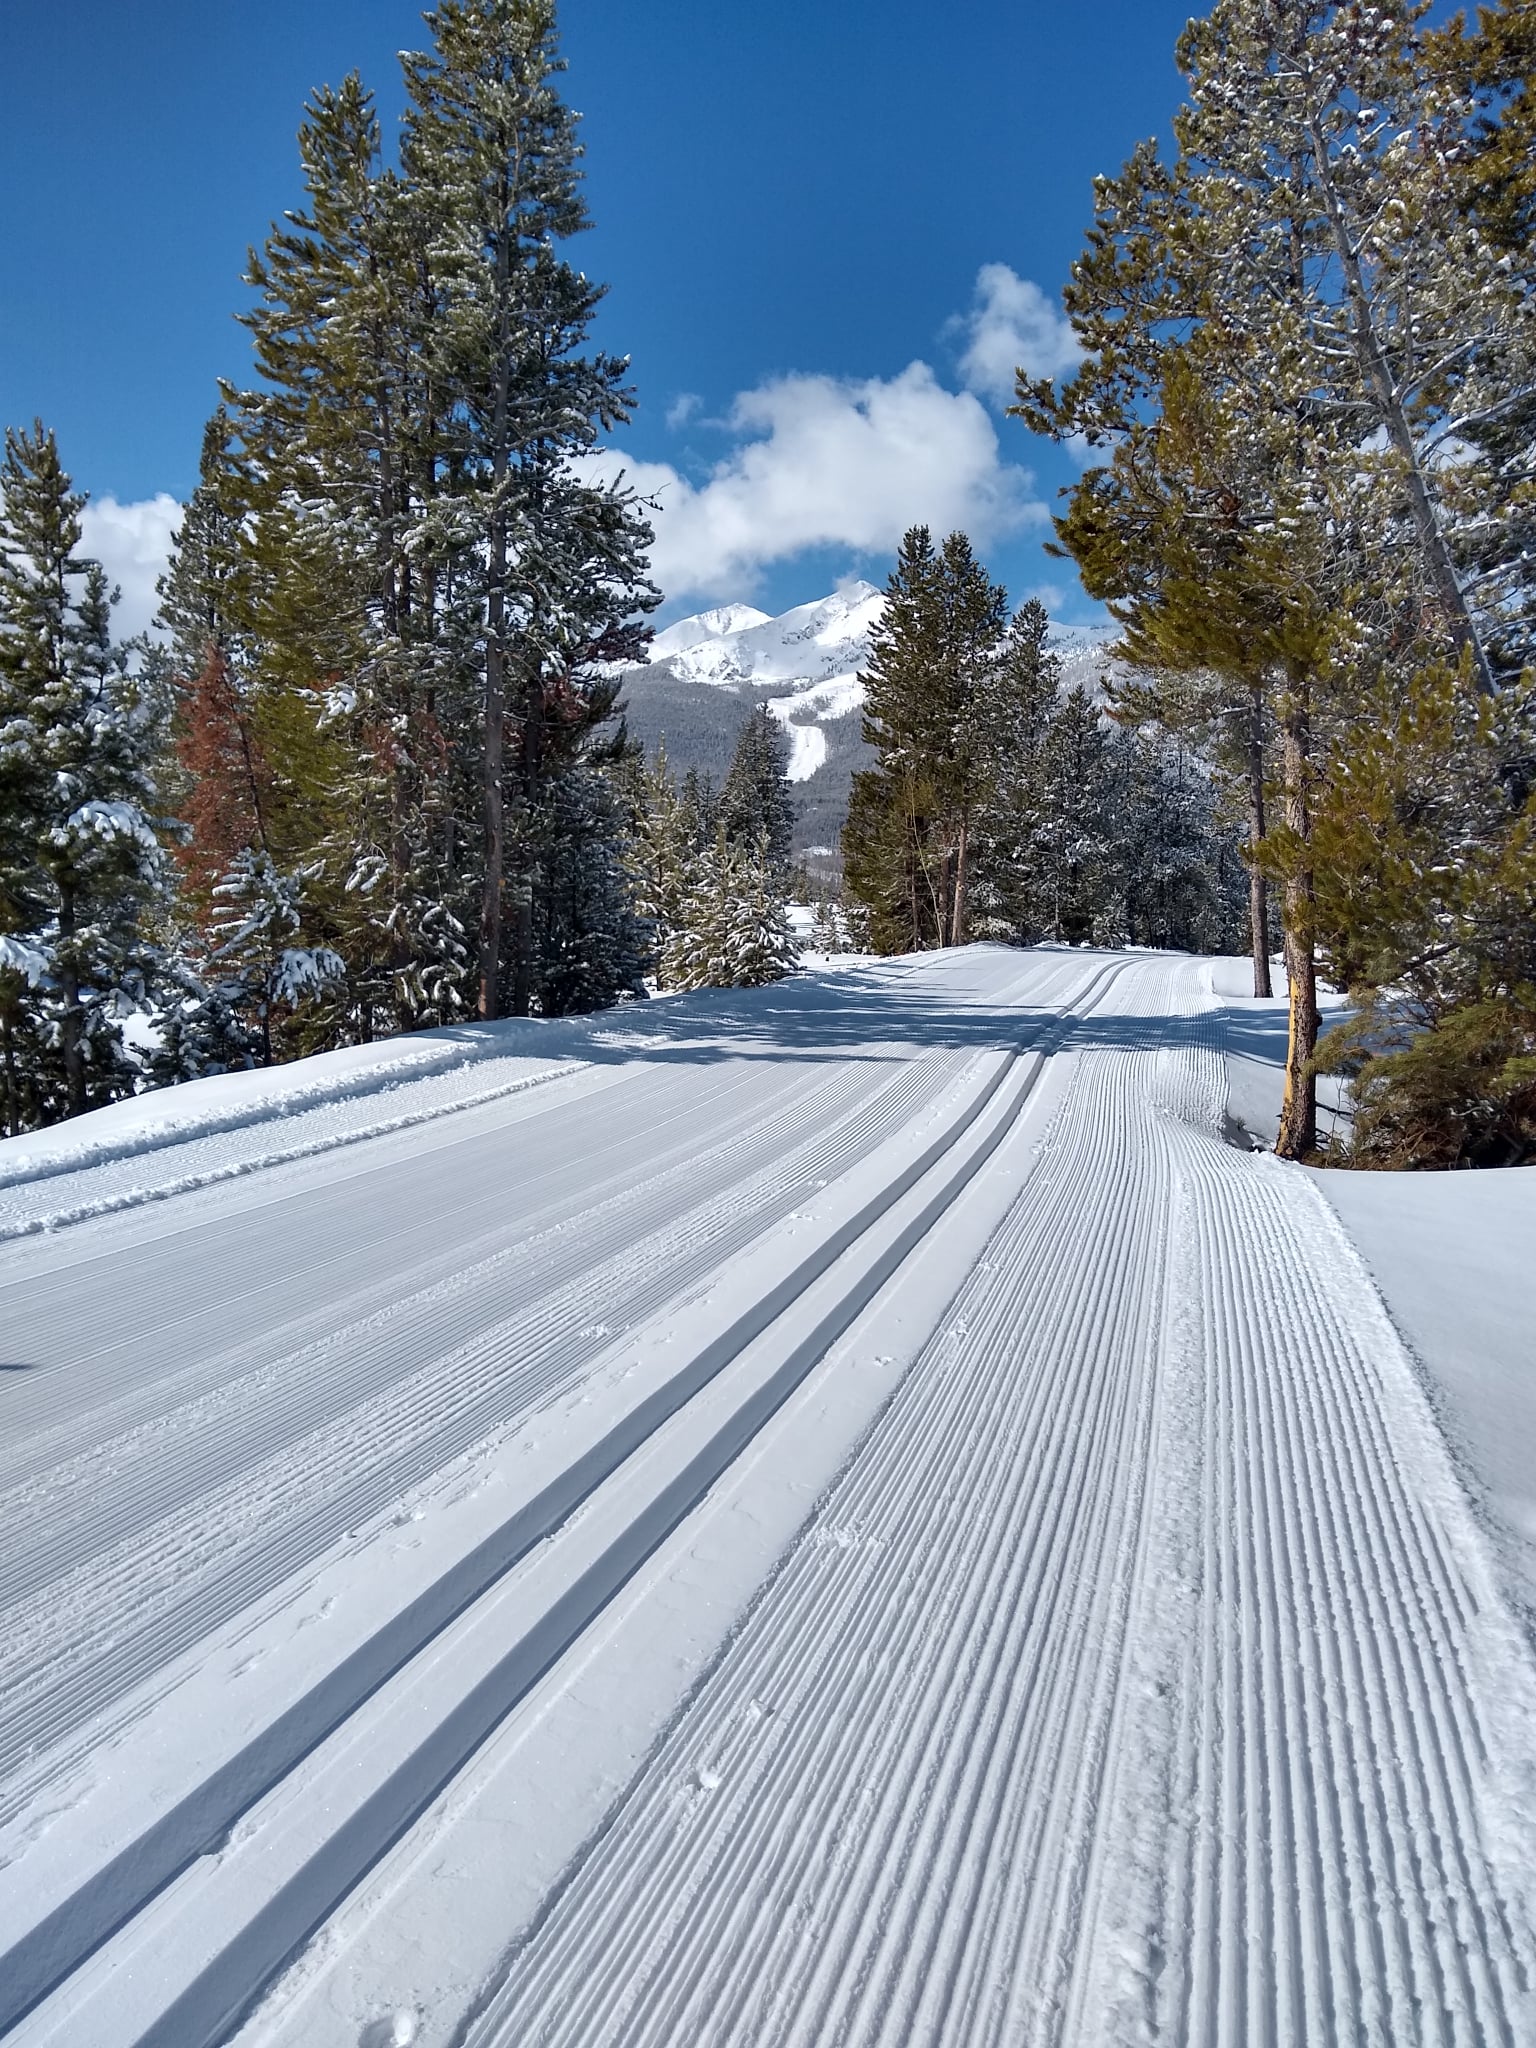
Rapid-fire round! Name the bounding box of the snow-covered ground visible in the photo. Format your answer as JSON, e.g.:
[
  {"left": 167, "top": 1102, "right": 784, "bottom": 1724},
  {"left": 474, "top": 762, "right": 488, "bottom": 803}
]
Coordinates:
[{"left": 1, "top": 949, "right": 1532, "bottom": 2048}]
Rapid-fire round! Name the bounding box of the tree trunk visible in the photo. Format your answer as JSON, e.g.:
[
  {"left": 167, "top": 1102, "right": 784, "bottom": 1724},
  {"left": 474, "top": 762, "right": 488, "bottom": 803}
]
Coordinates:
[
  {"left": 1275, "top": 700, "right": 1318, "bottom": 1160},
  {"left": 479, "top": 623, "right": 506, "bottom": 1020},
  {"left": 1310, "top": 123, "right": 1496, "bottom": 698},
  {"left": 950, "top": 814, "right": 969, "bottom": 948},
  {"left": 57, "top": 885, "right": 86, "bottom": 1120},
  {"left": 477, "top": 200, "right": 515, "bottom": 1021},
  {"left": 1246, "top": 693, "right": 1272, "bottom": 1000},
  {"left": 510, "top": 663, "right": 542, "bottom": 1017},
  {"left": 2, "top": 1007, "right": 16, "bottom": 1137}
]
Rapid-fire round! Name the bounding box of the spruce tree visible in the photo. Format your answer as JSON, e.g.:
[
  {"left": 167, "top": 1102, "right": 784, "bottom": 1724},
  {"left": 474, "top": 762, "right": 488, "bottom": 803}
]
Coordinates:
[
  {"left": 719, "top": 706, "right": 795, "bottom": 873},
  {"left": 844, "top": 526, "right": 1008, "bottom": 951},
  {"left": 965, "top": 599, "right": 1062, "bottom": 940},
  {"left": 401, "top": 0, "right": 655, "bottom": 1018},
  {"left": 660, "top": 828, "right": 797, "bottom": 993},
  {"left": 0, "top": 425, "right": 163, "bottom": 1127}
]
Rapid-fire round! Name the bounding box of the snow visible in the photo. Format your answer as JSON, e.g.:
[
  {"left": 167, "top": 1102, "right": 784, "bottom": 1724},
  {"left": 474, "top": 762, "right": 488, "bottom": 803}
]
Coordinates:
[
  {"left": 2, "top": 948, "right": 1532, "bottom": 2048},
  {"left": 774, "top": 717, "right": 828, "bottom": 782},
  {"left": 1211, "top": 950, "right": 1536, "bottom": 1612},
  {"left": 649, "top": 603, "right": 772, "bottom": 659},
  {"left": 1209, "top": 952, "right": 1352, "bottom": 1148},
  {"left": 647, "top": 582, "right": 883, "bottom": 694},
  {"left": 628, "top": 588, "right": 1116, "bottom": 802},
  {"left": 0, "top": 1019, "right": 596, "bottom": 1238},
  {"left": 1316, "top": 1163, "right": 1536, "bottom": 1612}
]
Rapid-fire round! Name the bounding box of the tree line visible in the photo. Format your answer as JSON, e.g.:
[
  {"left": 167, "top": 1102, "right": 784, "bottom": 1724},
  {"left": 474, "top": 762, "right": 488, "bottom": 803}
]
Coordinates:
[
  {"left": 1, "top": 0, "right": 678, "bottom": 1136},
  {"left": 842, "top": 526, "right": 1253, "bottom": 961},
  {"left": 843, "top": 0, "right": 1536, "bottom": 1168}
]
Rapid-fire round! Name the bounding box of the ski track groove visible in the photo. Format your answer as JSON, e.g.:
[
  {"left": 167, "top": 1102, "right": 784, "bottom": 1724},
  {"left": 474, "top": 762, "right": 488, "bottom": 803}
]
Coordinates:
[
  {"left": 0, "top": 1057, "right": 822, "bottom": 1479},
  {"left": 457, "top": 957, "right": 1536, "bottom": 2048},
  {"left": 4, "top": 950, "right": 1533, "bottom": 2048},
  {"left": 0, "top": 959, "right": 1079, "bottom": 1808}
]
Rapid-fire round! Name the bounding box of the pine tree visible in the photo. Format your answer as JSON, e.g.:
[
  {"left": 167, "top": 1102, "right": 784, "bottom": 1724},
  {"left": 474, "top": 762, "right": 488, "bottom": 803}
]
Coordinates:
[
  {"left": 844, "top": 527, "right": 1009, "bottom": 951},
  {"left": 719, "top": 706, "right": 795, "bottom": 873},
  {"left": 224, "top": 70, "right": 475, "bottom": 1041},
  {"left": 401, "top": 0, "right": 656, "bottom": 1019},
  {"left": 0, "top": 425, "right": 163, "bottom": 1128},
  {"left": 1428, "top": 0, "right": 1536, "bottom": 257},
  {"left": 201, "top": 4, "right": 655, "bottom": 1037}
]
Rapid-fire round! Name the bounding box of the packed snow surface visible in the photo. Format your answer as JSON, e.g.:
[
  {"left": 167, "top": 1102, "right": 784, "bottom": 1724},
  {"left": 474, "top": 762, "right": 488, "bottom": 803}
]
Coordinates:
[{"left": 1, "top": 949, "right": 1532, "bottom": 2048}]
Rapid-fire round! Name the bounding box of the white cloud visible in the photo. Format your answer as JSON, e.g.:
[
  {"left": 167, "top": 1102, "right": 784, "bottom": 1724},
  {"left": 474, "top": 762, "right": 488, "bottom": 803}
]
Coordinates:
[
  {"left": 80, "top": 493, "right": 181, "bottom": 639},
  {"left": 951, "top": 263, "right": 1080, "bottom": 410},
  {"left": 665, "top": 392, "right": 703, "bottom": 430},
  {"left": 586, "top": 361, "right": 1041, "bottom": 604}
]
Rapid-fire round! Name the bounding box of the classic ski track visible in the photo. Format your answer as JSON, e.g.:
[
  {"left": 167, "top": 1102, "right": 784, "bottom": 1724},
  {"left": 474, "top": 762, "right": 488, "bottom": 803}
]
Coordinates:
[
  {"left": 0, "top": 952, "right": 1109, "bottom": 2043},
  {"left": 0, "top": 952, "right": 985, "bottom": 1234},
  {"left": 0, "top": 1057, "right": 589, "bottom": 1241},
  {"left": 0, "top": 1052, "right": 913, "bottom": 1584},
  {"left": 0, "top": 1056, "right": 829, "bottom": 1473},
  {"left": 460, "top": 957, "right": 1536, "bottom": 2048},
  {"left": 0, "top": 957, "right": 1080, "bottom": 1807},
  {"left": 0, "top": 1051, "right": 961, "bottom": 1786}
]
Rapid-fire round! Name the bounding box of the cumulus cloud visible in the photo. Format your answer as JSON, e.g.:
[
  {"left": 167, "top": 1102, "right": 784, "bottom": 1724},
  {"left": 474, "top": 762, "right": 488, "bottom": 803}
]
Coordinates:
[
  {"left": 665, "top": 391, "right": 703, "bottom": 430},
  {"left": 80, "top": 493, "right": 181, "bottom": 639},
  {"left": 951, "top": 263, "right": 1079, "bottom": 409},
  {"left": 586, "top": 361, "right": 1041, "bottom": 603}
]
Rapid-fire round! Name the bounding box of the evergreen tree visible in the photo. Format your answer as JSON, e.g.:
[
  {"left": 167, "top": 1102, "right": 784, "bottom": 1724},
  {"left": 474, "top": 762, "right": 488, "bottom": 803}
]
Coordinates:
[
  {"left": 0, "top": 425, "right": 163, "bottom": 1128},
  {"left": 194, "top": 1, "right": 655, "bottom": 1036},
  {"left": 1429, "top": 0, "right": 1536, "bottom": 256},
  {"left": 660, "top": 828, "right": 797, "bottom": 993},
  {"left": 1308, "top": 656, "right": 1536, "bottom": 1166},
  {"left": 844, "top": 526, "right": 1008, "bottom": 951},
  {"left": 529, "top": 758, "right": 651, "bottom": 1012},
  {"left": 401, "top": 0, "right": 656, "bottom": 1018},
  {"left": 719, "top": 706, "right": 795, "bottom": 873},
  {"left": 679, "top": 766, "right": 719, "bottom": 848},
  {"left": 1020, "top": 685, "right": 1116, "bottom": 944},
  {"left": 966, "top": 599, "right": 1064, "bottom": 940},
  {"left": 628, "top": 743, "right": 692, "bottom": 942},
  {"left": 222, "top": 69, "right": 475, "bottom": 1041},
  {"left": 1013, "top": 0, "right": 1535, "bottom": 1152}
]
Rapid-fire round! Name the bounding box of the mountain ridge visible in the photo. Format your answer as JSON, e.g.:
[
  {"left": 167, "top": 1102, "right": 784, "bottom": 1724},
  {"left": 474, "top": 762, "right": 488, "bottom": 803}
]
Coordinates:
[{"left": 617, "top": 585, "right": 1120, "bottom": 869}]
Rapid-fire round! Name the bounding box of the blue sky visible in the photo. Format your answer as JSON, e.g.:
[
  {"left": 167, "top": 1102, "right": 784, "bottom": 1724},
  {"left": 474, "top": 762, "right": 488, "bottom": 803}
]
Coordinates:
[{"left": 1, "top": 1, "right": 1205, "bottom": 630}]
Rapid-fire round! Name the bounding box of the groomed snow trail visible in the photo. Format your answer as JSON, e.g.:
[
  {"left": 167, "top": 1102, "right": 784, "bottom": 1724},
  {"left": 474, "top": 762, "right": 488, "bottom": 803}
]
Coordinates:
[
  {"left": 0, "top": 950, "right": 1097, "bottom": 2039},
  {"left": 460, "top": 957, "right": 1536, "bottom": 2048},
  {"left": 2, "top": 950, "right": 1533, "bottom": 2048}
]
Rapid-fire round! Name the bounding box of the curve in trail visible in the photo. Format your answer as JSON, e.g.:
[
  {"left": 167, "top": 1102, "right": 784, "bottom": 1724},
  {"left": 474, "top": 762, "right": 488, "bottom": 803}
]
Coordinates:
[
  {"left": 461, "top": 957, "right": 1536, "bottom": 2048},
  {"left": 0, "top": 953, "right": 1085, "bottom": 1806},
  {"left": 456, "top": 959, "right": 1188, "bottom": 2048}
]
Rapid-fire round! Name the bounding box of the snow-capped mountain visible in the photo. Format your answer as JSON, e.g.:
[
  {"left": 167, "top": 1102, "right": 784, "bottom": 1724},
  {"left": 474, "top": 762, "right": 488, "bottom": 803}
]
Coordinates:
[
  {"left": 619, "top": 584, "right": 1119, "bottom": 866},
  {"left": 646, "top": 583, "right": 884, "bottom": 700}
]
